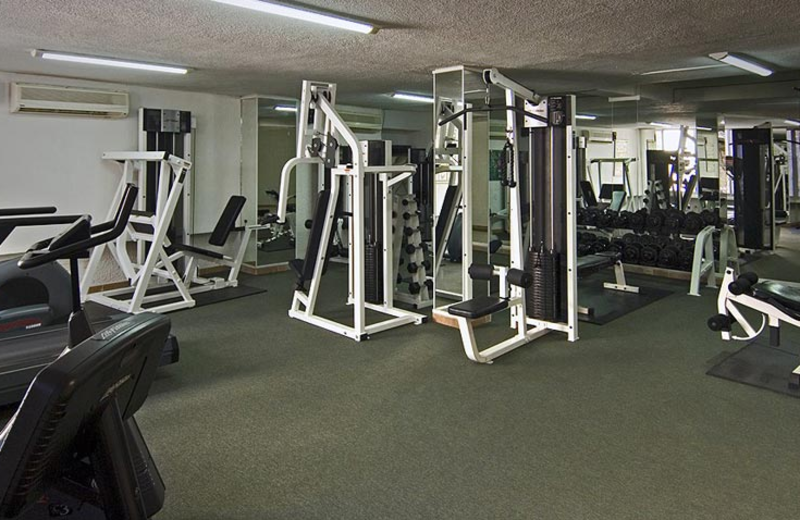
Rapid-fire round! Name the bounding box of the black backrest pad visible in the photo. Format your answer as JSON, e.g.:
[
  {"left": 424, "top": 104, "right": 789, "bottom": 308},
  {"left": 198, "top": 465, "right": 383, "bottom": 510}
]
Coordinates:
[
  {"left": 435, "top": 185, "right": 459, "bottom": 248},
  {"left": 209, "top": 196, "right": 247, "bottom": 247},
  {"left": 580, "top": 181, "right": 598, "bottom": 207}
]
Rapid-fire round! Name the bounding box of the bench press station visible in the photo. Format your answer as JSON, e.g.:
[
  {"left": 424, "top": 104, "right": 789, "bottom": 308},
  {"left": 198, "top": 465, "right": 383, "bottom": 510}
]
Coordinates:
[{"left": 709, "top": 269, "right": 800, "bottom": 388}]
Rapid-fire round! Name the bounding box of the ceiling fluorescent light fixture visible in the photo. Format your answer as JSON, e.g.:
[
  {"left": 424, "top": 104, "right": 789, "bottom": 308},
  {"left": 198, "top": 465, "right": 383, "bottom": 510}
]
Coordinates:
[
  {"left": 785, "top": 119, "right": 800, "bottom": 126},
  {"left": 709, "top": 52, "right": 773, "bottom": 77},
  {"left": 274, "top": 105, "right": 298, "bottom": 112},
  {"left": 392, "top": 92, "right": 434, "bottom": 103},
  {"left": 649, "top": 122, "right": 674, "bottom": 129},
  {"left": 608, "top": 95, "right": 641, "bottom": 103},
  {"left": 696, "top": 126, "right": 713, "bottom": 131},
  {"left": 575, "top": 114, "right": 597, "bottom": 121},
  {"left": 33, "top": 50, "right": 189, "bottom": 74},
  {"left": 209, "top": 0, "right": 376, "bottom": 34},
  {"left": 639, "top": 64, "right": 726, "bottom": 76}
]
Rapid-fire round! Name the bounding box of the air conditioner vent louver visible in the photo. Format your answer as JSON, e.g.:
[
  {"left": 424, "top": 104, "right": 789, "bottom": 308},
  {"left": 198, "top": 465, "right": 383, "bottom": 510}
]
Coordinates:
[{"left": 10, "top": 83, "right": 129, "bottom": 118}]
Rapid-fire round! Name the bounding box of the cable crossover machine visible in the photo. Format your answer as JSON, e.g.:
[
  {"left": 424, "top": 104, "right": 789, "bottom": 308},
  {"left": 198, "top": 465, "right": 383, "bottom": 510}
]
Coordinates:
[
  {"left": 276, "top": 80, "right": 427, "bottom": 341},
  {"left": 433, "top": 66, "right": 579, "bottom": 363}
]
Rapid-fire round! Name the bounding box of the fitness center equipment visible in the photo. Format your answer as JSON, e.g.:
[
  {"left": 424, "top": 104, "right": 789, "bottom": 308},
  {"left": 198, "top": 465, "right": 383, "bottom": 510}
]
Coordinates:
[
  {"left": 589, "top": 158, "right": 636, "bottom": 211},
  {"left": 276, "top": 80, "right": 426, "bottom": 341},
  {"left": 709, "top": 269, "right": 800, "bottom": 388},
  {"left": 0, "top": 207, "right": 75, "bottom": 335},
  {"left": 394, "top": 193, "right": 433, "bottom": 309},
  {"left": 437, "top": 67, "right": 579, "bottom": 363},
  {"left": 0, "top": 313, "right": 172, "bottom": 519},
  {"left": 82, "top": 152, "right": 264, "bottom": 314},
  {"left": 731, "top": 127, "right": 781, "bottom": 251},
  {"left": 0, "top": 186, "right": 179, "bottom": 406}
]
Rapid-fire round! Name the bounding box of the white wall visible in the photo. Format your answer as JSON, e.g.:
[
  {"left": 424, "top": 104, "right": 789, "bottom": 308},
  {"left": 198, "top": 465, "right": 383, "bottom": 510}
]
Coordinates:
[{"left": 0, "top": 72, "right": 241, "bottom": 256}]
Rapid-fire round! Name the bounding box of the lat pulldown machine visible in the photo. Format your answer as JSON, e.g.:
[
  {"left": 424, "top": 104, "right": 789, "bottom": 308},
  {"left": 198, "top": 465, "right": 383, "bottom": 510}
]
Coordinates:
[
  {"left": 276, "top": 80, "right": 426, "bottom": 341},
  {"left": 438, "top": 67, "right": 579, "bottom": 363}
]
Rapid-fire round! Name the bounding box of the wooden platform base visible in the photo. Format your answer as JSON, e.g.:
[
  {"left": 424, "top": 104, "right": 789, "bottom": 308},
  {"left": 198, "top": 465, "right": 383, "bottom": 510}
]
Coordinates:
[{"left": 432, "top": 307, "right": 492, "bottom": 329}]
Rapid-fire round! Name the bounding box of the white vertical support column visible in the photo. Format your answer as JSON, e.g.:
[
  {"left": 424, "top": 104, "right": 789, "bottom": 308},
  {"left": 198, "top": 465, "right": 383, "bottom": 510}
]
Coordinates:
[
  {"left": 352, "top": 164, "right": 366, "bottom": 337},
  {"left": 381, "top": 172, "right": 394, "bottom": 308},
  {"left": 462, "top": 111, "right": 474, "bottom": 302},
  {"left": 565, "top": 95, "right": 579, "bottom": 342},
  {"left": 505, "top": 87, "right": 527, "bottom": 334}
]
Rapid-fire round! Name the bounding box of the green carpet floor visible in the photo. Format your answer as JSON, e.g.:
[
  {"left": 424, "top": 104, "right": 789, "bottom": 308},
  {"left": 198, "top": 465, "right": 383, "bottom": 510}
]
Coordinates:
[{"left": 5, "top": 240, "right": 800, "bottom": 519}]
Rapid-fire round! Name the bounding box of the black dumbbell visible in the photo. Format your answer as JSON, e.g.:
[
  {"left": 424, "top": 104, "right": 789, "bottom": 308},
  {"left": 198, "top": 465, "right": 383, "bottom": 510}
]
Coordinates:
[
  {"left": 663, "top": 209, "right": 685, "bottom": 234},
  {"left": 613, "top": 211, "right": 631, "bottom": 229},
  {"left": 623, "top": 243, "right": 641, "bottom": 264},
  {"left": 640, "top": 244, "right": 660, "bottom": 266},
  {"left": 700, "top": 209, "right": 721, "bottom": 228},
  {"left": 404, "top": 227, "right": 415, "bottom": 237},
  {"left": 597, "top": 210, "right": 615, "bottom": 228},
  {"left": 584, "top": 208, "right": 600, "bottom": 227},
  {"left": 629, "top": 210, "right": 647, "bottom": 232},
  {"left": 407, "top": 263, "right": 419, "bottom": 274},
  {"left": 683, "top": 212, "right": 703, "bottom": 234},
  {"left": 658, "top": 246, "right": 680, "bottom": 269},
  {"left": 409, "top": 282, "right": 421, "bottom": 294},
  {"left": 646, "top": 210, "right": 665, "bottom": 233}
]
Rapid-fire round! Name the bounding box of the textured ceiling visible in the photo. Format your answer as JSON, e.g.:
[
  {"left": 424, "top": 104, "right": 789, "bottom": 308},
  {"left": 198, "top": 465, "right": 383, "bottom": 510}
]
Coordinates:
[{"left": 1, "top": 0, "right": 800, "bottom": 121}]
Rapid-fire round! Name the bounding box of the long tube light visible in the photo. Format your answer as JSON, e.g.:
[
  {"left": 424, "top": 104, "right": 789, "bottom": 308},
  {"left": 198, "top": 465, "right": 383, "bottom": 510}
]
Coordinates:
[
  {"left": 209, "top": 0, "right": 376, "bottom": 34},
  {"left": 785, "top": 119, "right": 800, "bottom": 126},
  {"left": 649, "top": 122, "right": 675, "bottom": 129},
  {"left": 34, "top": 50, "right": 189, "bottom": 74},
  {"left": 274, "top": 105, "right": 298, "bottom": 112},
  {"left": 709, "top": 52, "right": 773, "bottom": 77},
  {"left": 640, "top": 64, "right": 727, "bottom": 76},
  {"left": 575, "top": 114, "right": 597, "bottom": 121},
  {"left": 392, "top": 92, "right": 434, "bottom": 104}
]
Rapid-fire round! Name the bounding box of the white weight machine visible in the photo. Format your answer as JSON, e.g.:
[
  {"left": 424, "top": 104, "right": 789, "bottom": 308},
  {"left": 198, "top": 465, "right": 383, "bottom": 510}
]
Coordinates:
[
  {"left": 83, "top": 152, "right": 263, "bottom": 314},
  {"left": 437, "top": 67, "right": 579, "bottom": 363},
  {"left": 276, "top": 80, "right": 426, "bottom": 341}
]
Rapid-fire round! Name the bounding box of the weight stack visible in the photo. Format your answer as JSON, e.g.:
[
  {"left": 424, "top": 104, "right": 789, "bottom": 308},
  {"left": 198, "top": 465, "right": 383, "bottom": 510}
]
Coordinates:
[
  {"left": 365, "top": 241, "right": 383, "bottom": 304},
  {"left": 525, "top": 247, "right": 560, "bottom": 322}
]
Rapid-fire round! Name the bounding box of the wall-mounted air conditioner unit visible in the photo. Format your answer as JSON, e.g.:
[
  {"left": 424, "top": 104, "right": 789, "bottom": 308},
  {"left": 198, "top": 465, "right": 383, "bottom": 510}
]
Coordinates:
[
  {"left": 587, "top": 130, "right": 614, "bottom": 144},
  {"left": 9, "top": 83, "right": 129, "bottom": 118}
]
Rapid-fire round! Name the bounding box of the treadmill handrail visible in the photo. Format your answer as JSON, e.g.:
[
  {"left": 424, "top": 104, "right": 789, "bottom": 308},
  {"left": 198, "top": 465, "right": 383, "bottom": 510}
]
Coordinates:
[
  {"left": 0, "top": 207, "right": 57, "bottom": 217},
  {"left": 18, "top": 184, "right": 137, "bottom": 269}
]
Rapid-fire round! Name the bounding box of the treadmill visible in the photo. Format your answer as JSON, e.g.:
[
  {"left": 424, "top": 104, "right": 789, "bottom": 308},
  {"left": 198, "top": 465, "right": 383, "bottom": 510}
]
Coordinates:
[{"left": 0, "top": 187, "right": 179, "bottom": 406}]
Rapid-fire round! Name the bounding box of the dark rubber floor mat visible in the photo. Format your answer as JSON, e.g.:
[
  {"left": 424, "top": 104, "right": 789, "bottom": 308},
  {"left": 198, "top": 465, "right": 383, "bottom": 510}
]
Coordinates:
[
  {"left": 578, "top": 280, "right": 672, "bottom": 325},
  {"left": 706, "top": 338, "right": 800, "bottom": 398}
]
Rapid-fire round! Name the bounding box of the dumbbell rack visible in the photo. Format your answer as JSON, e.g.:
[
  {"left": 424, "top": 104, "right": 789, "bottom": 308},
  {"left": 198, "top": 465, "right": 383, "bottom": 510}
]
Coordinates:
[
  {"left": 394, "top": 195, "right": 432, "bottom": 309},
  {"left": 577, "top": 205, "right": 740, "bottom": 292}
]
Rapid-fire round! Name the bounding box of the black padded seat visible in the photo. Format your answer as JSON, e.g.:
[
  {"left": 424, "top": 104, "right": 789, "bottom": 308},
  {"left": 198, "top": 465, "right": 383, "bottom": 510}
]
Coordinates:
[
  {"left": 753, "top": 281, "right": 800, "bottom": 318},
  {"left": 577, "top": 251, "right": 620, "bottom": 273},
  {"left": 171, "top": 243, "right": 225, "bottom": 260},
  {"left": 448, "top": 296, "right": 508, "bottom": 320}
]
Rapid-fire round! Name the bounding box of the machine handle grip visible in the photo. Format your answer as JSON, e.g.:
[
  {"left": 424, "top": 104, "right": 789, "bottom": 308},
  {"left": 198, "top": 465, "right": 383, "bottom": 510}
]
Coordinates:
[
  {"left": 0, "top": 206, "right": 57, "bottom": 217},
  {"left": 18, "top": 185, "right": 137, "bottom": 269}
]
